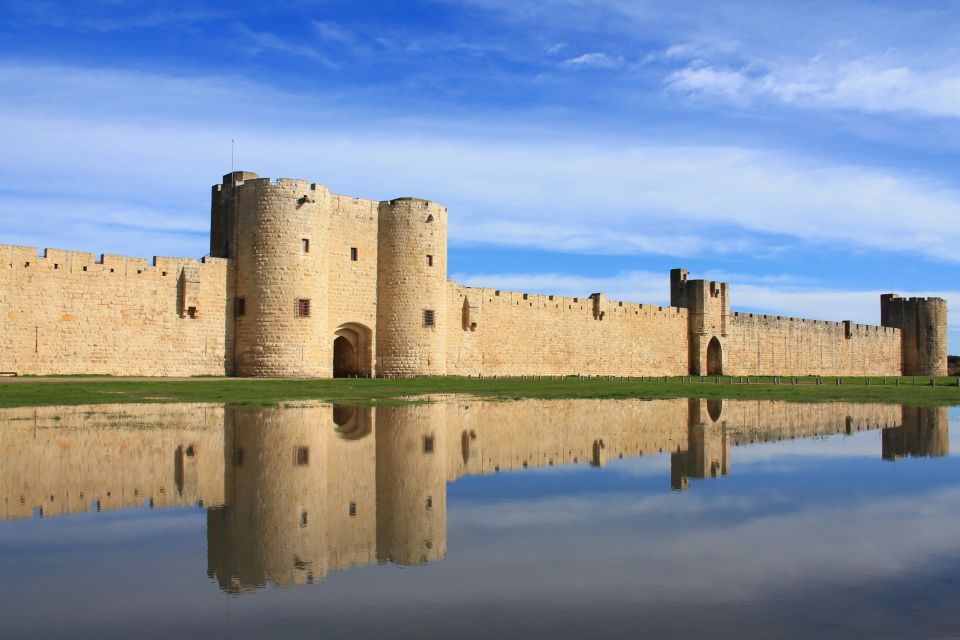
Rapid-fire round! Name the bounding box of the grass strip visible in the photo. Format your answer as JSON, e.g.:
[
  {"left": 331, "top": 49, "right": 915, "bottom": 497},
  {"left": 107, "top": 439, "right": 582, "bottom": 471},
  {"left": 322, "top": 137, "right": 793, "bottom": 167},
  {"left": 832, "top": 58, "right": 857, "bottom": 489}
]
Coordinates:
[{"left": 0, "top": 375, "right": 957, "bottom": 408}]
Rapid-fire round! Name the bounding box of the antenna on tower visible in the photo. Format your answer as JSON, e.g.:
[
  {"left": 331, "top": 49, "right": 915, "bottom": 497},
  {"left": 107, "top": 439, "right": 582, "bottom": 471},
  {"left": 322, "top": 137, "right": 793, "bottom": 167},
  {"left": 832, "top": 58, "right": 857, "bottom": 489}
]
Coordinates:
[{"left": 231, "top": 139, "right": 235, "bottom": 174}]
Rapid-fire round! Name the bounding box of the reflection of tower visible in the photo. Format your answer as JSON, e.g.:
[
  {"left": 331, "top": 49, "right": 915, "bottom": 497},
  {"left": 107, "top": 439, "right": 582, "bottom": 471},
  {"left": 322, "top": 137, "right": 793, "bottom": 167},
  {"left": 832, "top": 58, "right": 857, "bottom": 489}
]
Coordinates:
[
  {"left": 672, "top": 399, "right": 729, "bottom": 490},
  {"left": 376, "top": 405, "right": 447, "bottom": 565},
  {"left": 207, "top": 406, "right": 329, "bottom": 592},
  {"left": 882, "top": 406, "right": 950, "bottom": 461}
]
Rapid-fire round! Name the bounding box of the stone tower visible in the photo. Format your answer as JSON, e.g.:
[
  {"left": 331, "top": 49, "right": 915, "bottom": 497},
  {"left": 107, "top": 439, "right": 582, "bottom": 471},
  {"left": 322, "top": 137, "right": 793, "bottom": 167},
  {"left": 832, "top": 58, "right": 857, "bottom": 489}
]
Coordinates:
[
  {"left": 880, "top": 294, "right": 948, "bottom": 376},
  {"left": 213, "top": 173, "right": 332, "bottom": 377},
  {"left": 671, "top": 268, "right": 730, "bottom": 376},
  {"left": 376, "top": 198, "right": 448, "bottom": 376}
]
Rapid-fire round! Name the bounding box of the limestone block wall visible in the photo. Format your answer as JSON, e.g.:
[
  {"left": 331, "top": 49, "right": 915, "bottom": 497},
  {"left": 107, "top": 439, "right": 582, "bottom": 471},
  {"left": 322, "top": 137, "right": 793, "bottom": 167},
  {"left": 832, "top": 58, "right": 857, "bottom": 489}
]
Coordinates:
[
  {"left": 0, "top": 245, "right": 232, "bottom": 376},
  {"left": 724, "top": 312, "right": 901, "bottom": 376},
  {"left": 445, "top": 283, "right": 690, "bottom": 376}
]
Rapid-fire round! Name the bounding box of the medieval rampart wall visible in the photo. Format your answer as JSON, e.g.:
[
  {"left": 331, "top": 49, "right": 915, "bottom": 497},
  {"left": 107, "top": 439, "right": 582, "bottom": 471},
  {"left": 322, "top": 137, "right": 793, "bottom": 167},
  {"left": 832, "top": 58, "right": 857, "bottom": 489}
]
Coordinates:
[
  {"left": 0, "top": 245, "right": 232, "bottom": 376},
  {"left": 724, "top": 312, "right": 901, "bottom": 376},
  {"left": 444, "top": 283, "right": 690, "bottom": 376}
]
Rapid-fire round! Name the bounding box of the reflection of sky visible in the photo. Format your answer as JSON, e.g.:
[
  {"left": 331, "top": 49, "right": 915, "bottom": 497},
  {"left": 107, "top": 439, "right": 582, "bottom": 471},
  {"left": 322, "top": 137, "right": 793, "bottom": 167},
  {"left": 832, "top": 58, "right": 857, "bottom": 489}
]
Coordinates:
[{"left": 1, "top": 408, "right": 958, "bottom": 639}]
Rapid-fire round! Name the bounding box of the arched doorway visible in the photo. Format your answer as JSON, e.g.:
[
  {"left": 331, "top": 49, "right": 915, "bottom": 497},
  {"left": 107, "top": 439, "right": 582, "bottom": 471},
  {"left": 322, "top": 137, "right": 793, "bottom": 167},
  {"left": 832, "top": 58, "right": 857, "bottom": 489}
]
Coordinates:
[
  {"left": 706, "top": 337, "right": 723, "bottom": 376},
  {"left": 333, "top": 323, "right": 373, "bottom": 378},
  {"left": 333, "top": 336, "right": 356, "bottom": 378}
]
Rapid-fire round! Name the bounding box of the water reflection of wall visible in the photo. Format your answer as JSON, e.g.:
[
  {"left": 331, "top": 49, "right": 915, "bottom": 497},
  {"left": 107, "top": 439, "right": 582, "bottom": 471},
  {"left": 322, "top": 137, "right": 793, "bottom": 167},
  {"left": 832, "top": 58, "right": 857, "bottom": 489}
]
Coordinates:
[
  {"left": 882, "top": 406, "right": 950, "bottom": 460},
  {"left": 0, "top": 404, "right": 224, "bottom": 520},
  {"left": 207, "top": 405, "right": 377, "bottom": 593},
  {"left": 0, "top": 399, "right": 950, "bottom": 591},
  {"left": 376, "top": 405, "right": 447, "bottom": 566}
]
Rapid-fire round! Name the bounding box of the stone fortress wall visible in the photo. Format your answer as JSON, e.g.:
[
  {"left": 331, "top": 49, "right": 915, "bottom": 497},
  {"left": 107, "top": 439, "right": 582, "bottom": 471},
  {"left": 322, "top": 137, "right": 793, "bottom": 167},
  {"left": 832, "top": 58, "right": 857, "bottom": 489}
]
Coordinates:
[
  {"left": 0, "top": 171, "right": 948, "bottom": 377},
  {"left": 0, "top": 399, "right": 947, "bottom": 590},
  {"left": 0, "top": 246, "right": 231, "bottom": 376}
]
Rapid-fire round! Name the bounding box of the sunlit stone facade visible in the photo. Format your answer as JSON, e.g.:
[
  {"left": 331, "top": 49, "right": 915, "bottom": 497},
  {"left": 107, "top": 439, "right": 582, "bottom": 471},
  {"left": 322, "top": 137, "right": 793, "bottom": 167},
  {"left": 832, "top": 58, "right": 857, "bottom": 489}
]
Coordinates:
[{"left": 0, "top": 172, "right": 948, "bottom": 377}]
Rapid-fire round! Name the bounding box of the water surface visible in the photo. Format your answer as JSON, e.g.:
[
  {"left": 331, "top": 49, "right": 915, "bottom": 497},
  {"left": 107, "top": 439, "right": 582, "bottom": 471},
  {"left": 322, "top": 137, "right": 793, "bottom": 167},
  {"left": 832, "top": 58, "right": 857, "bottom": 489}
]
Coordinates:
[{"left": 1, "top": 399, "right": 959, "bottom": 639}]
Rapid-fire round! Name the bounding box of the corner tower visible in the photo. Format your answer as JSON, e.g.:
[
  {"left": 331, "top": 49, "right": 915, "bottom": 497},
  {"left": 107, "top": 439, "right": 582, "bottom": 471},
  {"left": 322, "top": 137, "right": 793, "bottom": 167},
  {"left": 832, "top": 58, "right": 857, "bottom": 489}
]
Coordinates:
[
  {"left": 881, "top": 294, "right": 948, "bottom": 376},
  {"left": 376, "top": 198, "right": 448, "bottom": 377},
  {"left": 221, "top": 174, "right": 332, "bottom": 377}
]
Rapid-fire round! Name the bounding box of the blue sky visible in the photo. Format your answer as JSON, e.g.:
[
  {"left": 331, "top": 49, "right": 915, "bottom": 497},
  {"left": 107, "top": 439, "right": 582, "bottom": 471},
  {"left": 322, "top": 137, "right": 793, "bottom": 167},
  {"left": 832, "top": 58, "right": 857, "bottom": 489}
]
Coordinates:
[{"left": 1, "top": 0, "right": 957, "bottom": 351}]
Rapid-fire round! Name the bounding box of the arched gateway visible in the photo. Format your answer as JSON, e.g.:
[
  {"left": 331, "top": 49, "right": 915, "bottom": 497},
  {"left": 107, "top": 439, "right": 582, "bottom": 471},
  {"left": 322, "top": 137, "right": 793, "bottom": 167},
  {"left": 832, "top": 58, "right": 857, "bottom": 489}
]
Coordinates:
[
  {"left": 333, "top": 323, "right": 373, "bottom": 378},
  {"left": 706, "top": 337, "right": 723, "bottom": 376}
]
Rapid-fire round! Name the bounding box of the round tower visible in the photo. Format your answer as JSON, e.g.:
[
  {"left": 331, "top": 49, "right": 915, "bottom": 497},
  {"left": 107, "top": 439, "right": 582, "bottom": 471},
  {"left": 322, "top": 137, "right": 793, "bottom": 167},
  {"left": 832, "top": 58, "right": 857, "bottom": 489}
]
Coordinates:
[
  {"left": 882, "top": 295, "right": 948, "bottom": 376},
  {"left": 233, "top": 177, "right": 331, "bottom": 377},
  {"left": 375, "top": 404, "right": 447, "bottom": 566},
  {"left": 904, "top": 297, "right": 949, "bottom": 376},
  {"left": 376, "top": 198, "right": 448, "bottom": 377}
]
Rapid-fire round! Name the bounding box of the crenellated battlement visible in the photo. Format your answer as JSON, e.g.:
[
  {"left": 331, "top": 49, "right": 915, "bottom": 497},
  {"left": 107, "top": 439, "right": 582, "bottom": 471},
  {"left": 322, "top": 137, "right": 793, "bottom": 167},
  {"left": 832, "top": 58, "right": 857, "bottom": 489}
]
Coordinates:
[{"left": 0, "top": 244, "right": 227, "bottom": 275}]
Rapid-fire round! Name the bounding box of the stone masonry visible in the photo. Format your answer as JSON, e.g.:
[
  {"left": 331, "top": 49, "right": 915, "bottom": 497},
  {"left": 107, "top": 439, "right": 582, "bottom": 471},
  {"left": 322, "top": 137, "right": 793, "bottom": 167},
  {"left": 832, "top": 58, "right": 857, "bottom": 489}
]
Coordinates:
[{"left": 0, "top": 171, "right": 948, "bottom": 377}]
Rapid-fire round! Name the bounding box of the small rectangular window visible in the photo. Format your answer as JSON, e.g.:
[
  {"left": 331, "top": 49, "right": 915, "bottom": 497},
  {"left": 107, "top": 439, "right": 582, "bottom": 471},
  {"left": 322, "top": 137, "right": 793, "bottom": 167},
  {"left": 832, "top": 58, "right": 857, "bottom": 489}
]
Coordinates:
[
  {"left": 296, "top": 446, "right": 309, "bottom": 466},
  {"left": 349, "top": 502, "right": 357, "bottom": 517},
  {"left": 187, "top": 306, "right": 197, "bottom": 319},
  {"left": 426, "top": 254, "right": 433, "bottom": 267},
  {"left": 350, "top": 247, "right": 358, "bottom": 261},
  {"left": 296, "top": 298, "right": 311, "bottom": 317},
  {"left": 301, "top": 238, "right": 310, "bottom": 253},
  {"left": 423, "top": 309, "right": 435, "bottom": 327},
  {"left": 425, "top": 496, "right": 433, "bottom": 510},
  {"left": 235, "top": 297, "right": 246, "bottom": 317},
  {"left": 423, "top": 435, "right": 434, "bottom": 454}
]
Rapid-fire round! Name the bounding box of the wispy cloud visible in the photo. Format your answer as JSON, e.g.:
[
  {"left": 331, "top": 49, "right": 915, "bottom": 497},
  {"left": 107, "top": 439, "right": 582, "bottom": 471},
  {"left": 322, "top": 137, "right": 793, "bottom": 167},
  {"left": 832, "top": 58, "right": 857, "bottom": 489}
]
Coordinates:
[
  {"left": 667, "top": 57, "right": 960, "bottom": 119},
  {"left": 563, "top": 52, "right": 623, "bottom": 69},
  {"left": 237, "top": 25, "right": 340, "bottom": 68},
  {"left": 3, "top": 62, "right": 960, "bottom": 266}
]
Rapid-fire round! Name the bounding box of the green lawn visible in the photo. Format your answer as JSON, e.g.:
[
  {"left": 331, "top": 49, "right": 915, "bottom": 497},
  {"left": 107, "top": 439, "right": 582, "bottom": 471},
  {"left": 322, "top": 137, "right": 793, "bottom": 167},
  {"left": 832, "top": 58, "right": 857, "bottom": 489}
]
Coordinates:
[{"left": 0, "top": 375, "right": 957, "bottom": 408}]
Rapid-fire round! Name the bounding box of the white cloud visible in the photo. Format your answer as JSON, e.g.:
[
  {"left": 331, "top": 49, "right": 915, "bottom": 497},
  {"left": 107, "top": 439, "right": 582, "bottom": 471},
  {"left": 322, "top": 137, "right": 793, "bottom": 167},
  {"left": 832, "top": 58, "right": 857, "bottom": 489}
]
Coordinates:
[
  {"left": 563, "top": 52, "right": 623, "bottom": 69},
  {"left": 1, "top": 62, "right": 958, "bottom": 290},
  {"left": 666, "top": 55, "right": 960, "bottom": 119},
  {"left": 666, "top": 65, "right": 747, "bottom": 98}
]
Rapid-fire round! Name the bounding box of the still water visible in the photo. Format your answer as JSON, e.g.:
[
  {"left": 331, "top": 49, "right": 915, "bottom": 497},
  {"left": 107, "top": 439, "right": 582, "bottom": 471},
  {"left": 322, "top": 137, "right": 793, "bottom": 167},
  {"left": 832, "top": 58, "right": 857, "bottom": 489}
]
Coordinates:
[{"left": 1, "top": 398, "right": 959, "bottom": 639}]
